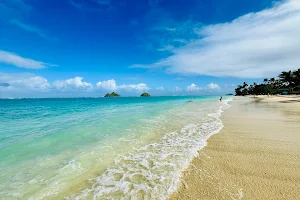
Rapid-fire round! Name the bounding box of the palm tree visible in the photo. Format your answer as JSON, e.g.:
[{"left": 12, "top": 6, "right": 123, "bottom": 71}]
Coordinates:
[
  {"left": 293, "top": 69, "right": 300, "bottom": 85},
  {"left": 273, "top": 79, "right": 281, "bottom": 90},
  {"left": 235, "top": 85, "right": 243, "bottom": 96},
  {"left": 235, "top": 68, "right": 300, "bottom": 95},
  {"left": 248, "top": 84, "right": 255, "bottom": 95},
  {"left": 240, "top": 82, "right": 248, "bottom": 95},
  {"left": 279, "top": 71, "right": 294, "bottom": 86},
  {"left": 279, "top": 70, "right": 296, "bottom": 93}
]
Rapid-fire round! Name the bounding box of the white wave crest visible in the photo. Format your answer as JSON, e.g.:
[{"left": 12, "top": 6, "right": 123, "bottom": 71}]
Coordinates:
[{"left": 72, "top": 99, "right": 232, "bottom": 200}]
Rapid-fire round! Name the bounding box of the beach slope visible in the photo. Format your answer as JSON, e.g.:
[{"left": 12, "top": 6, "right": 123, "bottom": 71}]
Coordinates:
[{"left": 170, "top": 96, "right": 300, "bottom": 200}]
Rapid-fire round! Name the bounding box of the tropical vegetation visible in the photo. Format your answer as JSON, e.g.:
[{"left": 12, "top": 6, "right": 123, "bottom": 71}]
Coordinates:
[{"left": 235, "top": 68, "right": 300, "bottom": 96}]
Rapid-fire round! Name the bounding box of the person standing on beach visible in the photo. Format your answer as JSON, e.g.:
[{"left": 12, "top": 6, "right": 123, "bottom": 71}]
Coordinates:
[{"left": 220, "top": 96, "right": 222, "bottom": 102}]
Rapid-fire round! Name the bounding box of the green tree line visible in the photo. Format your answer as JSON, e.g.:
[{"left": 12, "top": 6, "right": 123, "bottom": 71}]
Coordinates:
[{"left": 235, "top": 69, "right": 300, "bottom": 96}]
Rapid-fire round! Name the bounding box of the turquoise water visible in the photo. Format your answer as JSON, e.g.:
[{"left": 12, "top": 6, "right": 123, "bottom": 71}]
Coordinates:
[{"left": 0, "top": 96, "right": 231, "bottom": 199}]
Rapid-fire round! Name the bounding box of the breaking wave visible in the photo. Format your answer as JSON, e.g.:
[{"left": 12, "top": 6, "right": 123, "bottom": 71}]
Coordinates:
[{"left": 72, "top": 99, "right": 232, "bottom": 200}]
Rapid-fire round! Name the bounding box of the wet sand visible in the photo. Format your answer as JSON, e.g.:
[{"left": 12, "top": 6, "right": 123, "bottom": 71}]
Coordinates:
[{"left": 170, "top": 96, "right": 300, "bottom": 200}]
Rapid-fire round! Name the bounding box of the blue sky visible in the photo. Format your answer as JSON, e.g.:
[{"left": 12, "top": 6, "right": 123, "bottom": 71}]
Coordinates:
[{"left": 1, "top": 0, "right": 300, "bottom": 97}]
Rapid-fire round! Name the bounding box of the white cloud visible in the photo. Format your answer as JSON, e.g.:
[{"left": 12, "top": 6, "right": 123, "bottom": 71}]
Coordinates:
[
  {"left": 96, "top": 79, "right": 117, "bottom": 91},
  {"left": 119, "top": 83, "right": 149, "bottom": 91},
  {"left": 0, "top": 72, "right": 34, "bottom": 83},
  {"left": 187, "top": 83, "right": 202, "bottom": 92},
  {"left": 96, "top": 79, "right": 149, "bottom": 92},
  {"left": 1, "top": 74, "right": 94, "bottom": 98},
  {"left": 9, "top": 20, "right": 56, "bottom": 41},
  {"left": 172, "top": 86, "right": 182, "bottom": 92},
  {"left": 186, "top": 83, "right": 220, "bottom": 92},
  {"left": 0, "top": 50, "right": 54, "bottom": 69},
  {"left": 175, "top": 77, "right": 184, "bottom": 81},
  {"left": 133, "top": 0, "right": 300, "bottom": 78},
  {"left": 0, "top": 73, "right": 50, "bottom": 98},
  {"left": 156, "top": 86, "right": 164, "bottom": 91},
  {"left": 0, "top": 73, "right": 50, "bottom": 90},
  {"left": 1, "top": 74, "right": 151, "bottom": 98},
  {"left": 53, "top": 77, "right": 92, "bottom": 91},
  {"left": 12, "top": 76, "right": 50, "bottom": 90},
  {"left": 157, "top": 45, "right": 175, "bottom": 52},
  {"left": 207, "top": 83, "right": 220, "bottom": 89}
]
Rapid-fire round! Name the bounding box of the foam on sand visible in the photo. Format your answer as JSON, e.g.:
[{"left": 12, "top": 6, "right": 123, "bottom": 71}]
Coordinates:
[{"left": 72, "top": 99, "right": 232, "bottom": 199}]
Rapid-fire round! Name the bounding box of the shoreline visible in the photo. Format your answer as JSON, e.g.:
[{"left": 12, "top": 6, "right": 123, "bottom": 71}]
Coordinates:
[
  {"left": 1, "top": 96, "right": 229, "bottom": 199},
  {"left": 170, "top": 96, "right": 300, "bottom": 199}
]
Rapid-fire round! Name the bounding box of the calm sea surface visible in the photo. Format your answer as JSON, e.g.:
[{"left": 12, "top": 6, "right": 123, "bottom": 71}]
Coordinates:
[{"left": 0, "top": 96, "right": 231, "bottom": 199}]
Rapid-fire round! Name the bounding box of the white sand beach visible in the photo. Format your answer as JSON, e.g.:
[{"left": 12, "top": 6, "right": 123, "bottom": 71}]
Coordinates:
[{"left": 170, "top": 96, "right": 300, "bottom": 200}]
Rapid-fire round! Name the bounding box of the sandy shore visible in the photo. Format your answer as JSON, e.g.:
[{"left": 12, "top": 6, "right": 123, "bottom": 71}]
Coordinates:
[{"left": 170, "top": 96, "right": 300, "bottom": 200}]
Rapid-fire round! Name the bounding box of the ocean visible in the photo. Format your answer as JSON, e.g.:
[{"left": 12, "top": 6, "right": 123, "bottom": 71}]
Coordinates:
[{"left": 0, "top": 96, "right": 231, "bottom": 199}]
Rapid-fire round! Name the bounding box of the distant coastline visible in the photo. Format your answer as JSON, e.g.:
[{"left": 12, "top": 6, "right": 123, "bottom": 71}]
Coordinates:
[{"left": 0, "top": 95, "right": 228, "bottom": 100}]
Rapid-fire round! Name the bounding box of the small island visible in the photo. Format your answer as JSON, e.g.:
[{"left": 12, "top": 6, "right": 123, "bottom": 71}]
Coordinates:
[
  {"left": 104, "top": 92, "right": 120, "bottom": 97},
  {"left": 140, "top": 92, "right": 151, "bottom": 97}
]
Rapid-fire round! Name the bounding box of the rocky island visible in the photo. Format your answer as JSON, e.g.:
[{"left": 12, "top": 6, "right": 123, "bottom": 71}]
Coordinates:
[
  {"left": 140, "top": 92, "right": 151, "bottom": 97},
  {"left": 104, "top": 92, "right": 120, "bottom": 97}
]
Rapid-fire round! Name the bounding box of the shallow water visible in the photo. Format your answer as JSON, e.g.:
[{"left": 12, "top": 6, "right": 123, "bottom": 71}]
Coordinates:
[{"left": 0, "top": 96, "right": 230, "bottom": 199}]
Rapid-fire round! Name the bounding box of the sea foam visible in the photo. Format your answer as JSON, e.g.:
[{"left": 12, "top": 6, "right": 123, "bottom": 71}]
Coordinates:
[{"left": 72, "top": 99, "right": 232, "bottom": 200}]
